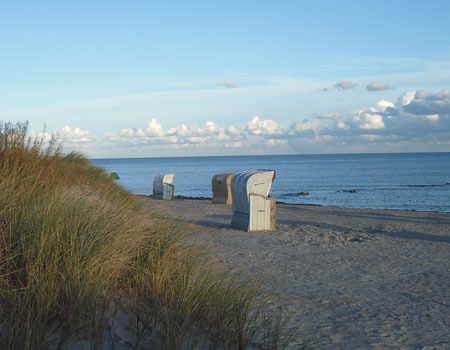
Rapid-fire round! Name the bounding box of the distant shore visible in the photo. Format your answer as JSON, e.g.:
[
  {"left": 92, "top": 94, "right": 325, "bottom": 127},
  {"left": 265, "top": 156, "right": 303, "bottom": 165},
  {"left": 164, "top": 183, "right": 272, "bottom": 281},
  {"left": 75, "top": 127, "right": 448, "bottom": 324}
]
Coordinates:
[{"left": 143, "top": 197, "right": 450, "bottom": 349}]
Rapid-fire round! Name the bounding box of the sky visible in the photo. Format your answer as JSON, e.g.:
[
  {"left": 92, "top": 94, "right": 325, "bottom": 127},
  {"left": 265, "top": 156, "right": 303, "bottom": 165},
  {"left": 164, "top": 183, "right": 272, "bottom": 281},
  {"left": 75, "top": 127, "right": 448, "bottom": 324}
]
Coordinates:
[{"left": 1, "top": 0, "right": 450, "bottom": 158}]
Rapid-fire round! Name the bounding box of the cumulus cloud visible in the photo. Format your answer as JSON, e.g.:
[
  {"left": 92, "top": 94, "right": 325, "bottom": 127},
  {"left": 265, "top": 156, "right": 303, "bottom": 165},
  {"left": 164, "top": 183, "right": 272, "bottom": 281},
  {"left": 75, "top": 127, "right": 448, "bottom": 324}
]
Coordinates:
[
  {"left": 316, "top": 113, "right": 342, "bottom": 120},
  {"left": 265, "top": 139, "right": 287, "bottom": 147},
  {"left": 31, "top": 125, "right": 93, "bottom": 145},
  {"left": 402, "top": 89, "right": 450, "bottom": 115},
  {"left": 216, "top": 81, "right": 239, "bottom": 88},
  {"left": 29, "top": 130, "right": 53, "bottom": 143},
  {"left": 356, "top": 113, "right": 385, "bottom": 130},
  {"left": 337, "top": 121, "right": 349, "bottom": 130},
  {"left": 291, "top": 119, "right": 324, "bottom": 134},
  {"left": 244, "top": 116, "right": 283, "bottom": 135},
  {"left": 63, "top": 89, "right": 450, "bottom": 156},
  {"left": 284, "top": 89, "right": 450, "bottom": 152},
  {"left": 400, "top": 91, "right": 416, "bottom": 106},
  {"left": 376, "top": 99, "right": 396, "bottom": 113},
  {"left": 59, "top": 126, "right": 93, "bottom": 143},
  {"left": 366, "top": 82, "right": 394, "bottom": 91},
  {"left": 334, "top": 81, "right": 357, "bottom": 90},
  {"left": 106, "top": 118, "right": 167, "bottom": 144},
  {"left": 104, "top": 115, "right": 289, "bottom": 152}
]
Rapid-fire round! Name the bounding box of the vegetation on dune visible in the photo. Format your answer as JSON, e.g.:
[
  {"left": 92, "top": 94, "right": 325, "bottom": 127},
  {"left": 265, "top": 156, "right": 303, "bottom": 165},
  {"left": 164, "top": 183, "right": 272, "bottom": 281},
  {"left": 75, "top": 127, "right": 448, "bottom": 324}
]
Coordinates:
[{"left": 0, "top": 121, "right": 295, "bottom": 349}]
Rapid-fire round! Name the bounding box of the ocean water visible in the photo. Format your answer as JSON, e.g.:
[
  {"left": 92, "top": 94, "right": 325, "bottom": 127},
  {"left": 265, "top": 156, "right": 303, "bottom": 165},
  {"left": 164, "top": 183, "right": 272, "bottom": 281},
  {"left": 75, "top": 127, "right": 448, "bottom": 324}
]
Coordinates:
[{"left": 92, "top": 153, "right": 450, "bottom": 212}]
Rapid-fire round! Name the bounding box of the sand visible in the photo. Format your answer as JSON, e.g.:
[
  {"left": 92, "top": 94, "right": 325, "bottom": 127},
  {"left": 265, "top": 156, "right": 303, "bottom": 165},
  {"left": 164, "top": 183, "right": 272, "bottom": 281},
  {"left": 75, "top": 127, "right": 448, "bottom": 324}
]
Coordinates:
[{"left": 143, "top": 197, "right": 450, "bottom": 350}]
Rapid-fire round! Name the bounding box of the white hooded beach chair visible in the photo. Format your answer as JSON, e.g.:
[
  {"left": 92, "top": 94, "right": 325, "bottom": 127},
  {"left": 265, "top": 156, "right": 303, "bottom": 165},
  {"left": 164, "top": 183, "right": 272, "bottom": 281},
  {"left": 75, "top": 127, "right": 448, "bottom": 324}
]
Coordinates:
[
  {"left": 211, "top": 173, "right": 234, "bottom": 204},
  {"left": 152, "top": 173, "right": 175, "bottom": 200},
  {"left": 230, "top": 170, "right": 276, "bottom": 231}
]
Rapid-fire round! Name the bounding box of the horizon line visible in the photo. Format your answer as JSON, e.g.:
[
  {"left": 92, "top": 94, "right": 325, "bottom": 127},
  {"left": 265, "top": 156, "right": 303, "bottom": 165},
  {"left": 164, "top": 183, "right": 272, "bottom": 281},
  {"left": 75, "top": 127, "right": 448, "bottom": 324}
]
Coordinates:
[{"left": 90, "top": 151, "right": 450, "bottom": 161}]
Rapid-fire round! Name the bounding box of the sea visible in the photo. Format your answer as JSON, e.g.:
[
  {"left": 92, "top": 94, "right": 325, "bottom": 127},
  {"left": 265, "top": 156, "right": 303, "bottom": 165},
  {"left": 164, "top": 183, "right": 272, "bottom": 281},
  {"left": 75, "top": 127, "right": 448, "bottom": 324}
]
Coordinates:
[{"left": 92, "top": 152, "right": 450, "bottom": 213}]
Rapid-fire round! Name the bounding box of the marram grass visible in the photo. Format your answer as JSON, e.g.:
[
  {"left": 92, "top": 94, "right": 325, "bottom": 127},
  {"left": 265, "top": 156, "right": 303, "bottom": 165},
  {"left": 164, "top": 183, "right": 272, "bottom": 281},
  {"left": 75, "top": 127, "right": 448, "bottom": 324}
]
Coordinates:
[{"left": 0, "top": 121, "right": 299, "bottom": 349}]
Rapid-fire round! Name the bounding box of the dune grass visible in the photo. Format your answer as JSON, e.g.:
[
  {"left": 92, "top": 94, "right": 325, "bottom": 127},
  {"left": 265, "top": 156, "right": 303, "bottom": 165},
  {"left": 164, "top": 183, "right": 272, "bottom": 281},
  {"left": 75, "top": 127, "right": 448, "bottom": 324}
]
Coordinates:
[{"left": 0, "top": 121, "right": 296, "bottom": 349}]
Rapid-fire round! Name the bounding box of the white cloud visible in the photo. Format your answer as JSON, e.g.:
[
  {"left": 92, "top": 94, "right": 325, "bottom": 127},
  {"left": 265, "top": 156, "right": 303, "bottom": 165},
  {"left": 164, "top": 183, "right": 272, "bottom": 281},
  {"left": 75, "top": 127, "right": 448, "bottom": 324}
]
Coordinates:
[
  {"left": 265, "top": 139, "right": 287, "bottom": 147},
  {"left": 376, "top": 100, "right": 396, "bottom": 112},
  {"left": 316, "top": 113, "right": 342, "bottom": 119},
  {"left": 244, "top": 116, "right": 284, "bottom": 135},
  {"left": 31, "top": 125, "right": 93, "bottom": 145},
  {"left": 292, "top": 119, "right": 324, "bottom": 133},
  {"left": 426, "top": 114, "right": 439, "bottom": 121},
  {"left": 59, "top": 126, "right": 93, "bottom": 143},
  {"left": 400, "top": 91, "right": 416, "bottom": 106},
  {"left": 101, "top": 116, "right": 293, "bottom": 156},
  {"left": 30, "top": 130, "right": 53, "bottom": 143},
  {"left": 334, "top": 81, "right": 357, "bottom": 90},
  {"left": 367, "top": 82, "right": 393, "bottom": 91},
  {"left": 360, "top": 134, "right": 382, "bottom": 141},
  {"left": 402, "top": 89, "right": 450, "bottom": 115},
  {"left": 224, "top": 141, "right": 244, "bottom": 148},
  {"left": 358, "top": 113, "right": 385, "bottom": 130},
  {"left": 216, "top": 81, "right": 239, "bottom": 88},
  {"left": 226, "top": 126, "right": 241, "bottom": 136},
  {"left": 337, "top": 121, "right": 349, "bottom": 129},
  {"left": 143, "top": 118, "right": 165, "bottom": 136},
  {"left": 186, "top": 136, "right": 207, "bottom": 143},
  {"left": 287, "top": 89, "right": 450, "bottom": 147},
  {"left": 29, "top": 125, "right": 95, "bottom": 156},
  {"left": 43, "top": 89, "right": 450, "bottom": 157}
]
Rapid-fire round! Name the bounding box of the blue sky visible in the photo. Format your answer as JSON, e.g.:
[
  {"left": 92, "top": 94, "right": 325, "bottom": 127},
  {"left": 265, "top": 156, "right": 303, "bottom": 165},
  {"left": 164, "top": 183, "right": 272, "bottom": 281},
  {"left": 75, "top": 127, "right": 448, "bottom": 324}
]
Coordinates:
[{"left": 1, "top": 0, "right": 450, "bottom": 158}]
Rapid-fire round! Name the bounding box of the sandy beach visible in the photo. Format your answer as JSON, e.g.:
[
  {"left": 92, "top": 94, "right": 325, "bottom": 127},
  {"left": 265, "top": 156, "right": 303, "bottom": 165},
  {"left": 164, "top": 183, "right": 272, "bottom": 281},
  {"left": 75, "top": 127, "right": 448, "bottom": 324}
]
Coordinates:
[{"left": 143, "top": 197, "right": 450, "bottom": 350}]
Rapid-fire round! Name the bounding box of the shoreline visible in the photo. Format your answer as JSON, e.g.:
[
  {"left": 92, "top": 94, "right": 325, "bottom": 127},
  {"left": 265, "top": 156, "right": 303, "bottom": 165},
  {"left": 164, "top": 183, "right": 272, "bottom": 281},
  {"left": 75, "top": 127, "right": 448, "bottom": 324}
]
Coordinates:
[
  {"left": 138, "top": 194, "right": 450, "bottom": 213},
  {"left": 143, "top": 197, "right": 450, "bottom": 349}
]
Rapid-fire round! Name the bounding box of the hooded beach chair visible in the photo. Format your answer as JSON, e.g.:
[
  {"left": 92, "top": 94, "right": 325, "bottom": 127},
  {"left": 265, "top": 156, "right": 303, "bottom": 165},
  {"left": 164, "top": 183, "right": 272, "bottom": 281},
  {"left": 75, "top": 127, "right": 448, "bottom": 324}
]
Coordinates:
[
  {"left": 211, "top": 173, "right": 234, "bottom": 204},
  {"left": 152, "top": 173, "right": 175, "bottom": 200},
  {"left": 230, "top": 170, "right": 276, "bottom": 231}
]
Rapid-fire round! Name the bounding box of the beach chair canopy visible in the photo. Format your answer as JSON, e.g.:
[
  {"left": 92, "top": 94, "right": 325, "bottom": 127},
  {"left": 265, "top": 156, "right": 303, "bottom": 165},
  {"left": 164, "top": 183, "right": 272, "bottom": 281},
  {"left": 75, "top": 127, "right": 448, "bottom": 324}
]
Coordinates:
[
  {"left": 153, "top": 173, "right": 175, "bottom": 199},
  {"left": 231, "top": 170, "right": 275, "bottom": 214},
  {"left": 153, "top": 173, "right": 175, "bottom": 191},
  {"left": 211, "top": 173, "right": 234, "bottom": 204}
]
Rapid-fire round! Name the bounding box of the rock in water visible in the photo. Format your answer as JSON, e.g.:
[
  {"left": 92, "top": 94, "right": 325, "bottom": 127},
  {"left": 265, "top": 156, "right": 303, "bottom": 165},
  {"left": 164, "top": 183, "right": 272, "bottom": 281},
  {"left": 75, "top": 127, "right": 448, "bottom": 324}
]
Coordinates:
[{"left": 296, "top": 191, "right": 309, "bottom": 196}]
